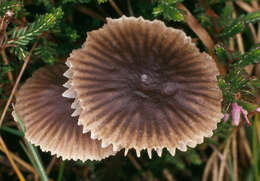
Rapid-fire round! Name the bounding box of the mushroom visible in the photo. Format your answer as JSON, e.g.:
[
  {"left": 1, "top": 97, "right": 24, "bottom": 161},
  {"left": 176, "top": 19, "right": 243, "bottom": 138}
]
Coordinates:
[
  {"left": 65, "top": 16, "right": 223, "bottom": 157},
  {"left": 13, "top": 64, "right": 115, "bottom": 161}
]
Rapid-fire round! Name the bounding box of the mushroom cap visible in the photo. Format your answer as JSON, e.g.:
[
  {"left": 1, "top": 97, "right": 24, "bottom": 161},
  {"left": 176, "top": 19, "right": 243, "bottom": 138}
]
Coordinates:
[
  {"left": 13, "top": 64, "right": 115, "bottom": 161},
  {"left": 66, "top": 16, "right": 223, "bottom": 157}
]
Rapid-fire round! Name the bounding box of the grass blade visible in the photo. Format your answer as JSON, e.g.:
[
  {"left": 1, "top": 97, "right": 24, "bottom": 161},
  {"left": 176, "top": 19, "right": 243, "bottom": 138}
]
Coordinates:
[
  {"left": 14, "top": 111, "right": 49, "bottom": 181},
  {"left": 57, "top": 160, "right": 65, "bottom": 181},
  {"left": 0, "top": 125, "right": 24, "bottom": 137}
]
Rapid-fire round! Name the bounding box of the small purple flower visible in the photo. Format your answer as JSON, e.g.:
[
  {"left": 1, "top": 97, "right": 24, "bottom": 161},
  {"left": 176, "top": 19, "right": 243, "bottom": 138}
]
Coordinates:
[
  {"left": 223, "top": 102, "right": 251, "bottom": 126},
  {"left": 223, "top": 114, "right": 229, "bottom": 123},
  {"left": 232, "top": 103, "right": 241, "bottom": 126},
  {"left": 240, "top": 108, "right": 250, "bottom": 126},
  {"left": 256, "top": 107, "right": 260, "bottom": 113}
]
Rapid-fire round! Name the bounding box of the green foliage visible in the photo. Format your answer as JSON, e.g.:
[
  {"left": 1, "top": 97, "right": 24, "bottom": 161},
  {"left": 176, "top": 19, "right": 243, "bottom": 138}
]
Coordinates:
[
  {"left": 218, "top": 4, "right": 233, "bottom": 27},
  {"left": 194, "top": 7, "right": 212, "bottom": 28},
  {"left": 0, "top": 0, "right": 23, "bottom": 16},
  {"left": 1, "top": 65, "right": 13, "bottom": 73},
  {"left": 220, "top": 11, "right": 260, "bottom": 38},
  {"left": 8, "top": 8, "right": 63, "bottom": 46},
  {"left": 186, "top": 150, "right": 202, "bottom": 165},
  {"left": 210, "top": 121, "right": 232, "bottom": 141},
  {"left": 244, "top": 11, "right": 260, "bottom": 24},
  {"left": 10, "top": 47, "right": 28, "bottom": 61},
  {"left": 97, "top": 0, "right": 108, "bottom": 4},
  {"left": 62, "top": 0, "right": 91, "bottom": 4},
  {"left": 54, "top": 23, "right": 79, "bottom": 42},
  {"left": 34, "top": 40, "right": 57, "bottom": 64},
  {"left": 8, "top": 8, "right": 63, "bottom": 60},
  {"left": 218, "top": 67, "right": 257, "bottom": 111},
  {"left": 220, "top": 16, "right": 246, "bottom": 38},
  {"left": 164, "top": 153, "right": 186, "bottom": 169},
  {"left": 153, "top": 0, "right": 185, "bottom": 22},
  {"left": 234, "top": 46, "right": 260, "bottom": 67},
  {"left": 35, "top": 0, "right": 52, "bottom": 10},
  {"left": 215, "top": 44, "right": 229, "bottom": 63}
]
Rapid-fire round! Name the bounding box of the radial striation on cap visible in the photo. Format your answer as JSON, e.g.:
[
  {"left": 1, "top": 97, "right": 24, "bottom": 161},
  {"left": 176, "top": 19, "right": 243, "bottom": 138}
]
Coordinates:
[
  {"left": 66, "top": 16, "right": 223, "bottom": 157},
  {"left": 13, "top": 64, "right": 115, "bottom": 161}
]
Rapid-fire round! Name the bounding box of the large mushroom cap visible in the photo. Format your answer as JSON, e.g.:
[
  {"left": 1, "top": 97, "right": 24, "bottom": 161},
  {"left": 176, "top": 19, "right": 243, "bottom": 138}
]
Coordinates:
[
  {"left": 13, "top": 64, "right": 115, "bottom": 161},
  {"left": 66, "top": 16, "right": 223, "bottom": 157}
]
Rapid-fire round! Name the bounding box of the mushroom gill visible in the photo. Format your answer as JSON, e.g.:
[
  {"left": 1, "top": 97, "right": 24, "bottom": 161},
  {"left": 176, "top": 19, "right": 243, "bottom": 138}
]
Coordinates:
[
  {"left": 13, "top": 64, "right": 115, "bottom": 161},
  {"left": 65, "top": 16, "right": 223, "bottom": 157}
]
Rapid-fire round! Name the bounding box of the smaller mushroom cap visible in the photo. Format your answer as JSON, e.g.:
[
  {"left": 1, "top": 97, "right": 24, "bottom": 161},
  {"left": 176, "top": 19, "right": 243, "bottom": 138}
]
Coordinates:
[{"left": 13, "top": 64, "right": 115, "bottom": 161}]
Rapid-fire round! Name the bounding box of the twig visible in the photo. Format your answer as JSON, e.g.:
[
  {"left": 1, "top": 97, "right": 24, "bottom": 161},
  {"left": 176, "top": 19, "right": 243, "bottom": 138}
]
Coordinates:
[
  {"left": 252, "top": 0, "right": 259, "bottom": 10},
  {"left": 46, "top": 157, "right": 57, "bottom": 175},
  {"left": 232, "top": 133, "right": 238, "bottom": 181},
  {"left": 258, "top": 23, "right": 260, "bottom": 42},
  {"left": 251, "top": 0, "right": 260, "bottom": 42},
  {"left": 76, "top": 5, "right": 106, "bottom": 22},
  {"left": 0, "top": 144, "right": 37, "bottom": 176},
  {"left": 0, "top": 11, "right": 14, "bottom": 85},
  {"left": 109, "top": 0, "right": 123, "bottom": 16},
  {"left": 163, "top": 169, "right": 175, "bottom": 181},
  {"left": 177, "top": 3, "right": 226, "bottom": 75},
  {"left": 202, "top": 128, "right": 237, "bottom": 181},
  {"left": 230, "top": 2, "right": 244, "bottom": 55},
  {"left": 127, "top": 0, "right": 134, "bottom": 16},
  {"left": 1, "top": 48, "right": 14, "bottom": 85},
  {"left": 0, "top": 137, "right": 26, "bottom": 181},
  {"left": 235, "top": 32, "right": 245, "bottom": 54},
  {"left": 46, "top": 157, "right": 57, "bottom": 174},
  {"left": 178, "top": 3, "right": 214, "bottom": 52},
  {"left": 203, "top": 150, "right": 218, "bottom": 181},
  {"left": 231, "top": 2, "right": 254, "bottom": 75},
  {"left": 212, "top": 159, "right": 218, "bottom": 181},
  {"left": 253, "top": 114, "right": 260, "bottom": 181},
  {"left": 249, "top": 23, "right": 258, "bottom": 43},
  {"left": 209, "top": 144, "right": 225, "bottom": 160},
  {"left": 218, "top": 134, "right": 232, "bottom": 181},
  {"left": 235, "top": 1, "right": 255, "bottom": 13},
  {"left": 0, "top": 39, "right": 39, "bottom": 127},
  {"left": 229, "top": 38, "right": 235, "bottom": 51},
  {"left": 239, "top": 127, "right": 253, "bottom": 164},
  {"left": 127, "top": 153, "right": 142, "bottom": 171},
  {"left": 256, "top": 118, "right": 260, "bottom": 148},
  {"left": 0, "top": 11, "right": 14, "bottom": 47}
]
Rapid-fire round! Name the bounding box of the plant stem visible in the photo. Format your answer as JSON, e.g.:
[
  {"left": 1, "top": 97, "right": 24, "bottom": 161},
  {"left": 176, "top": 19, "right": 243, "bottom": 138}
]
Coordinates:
[
  {"left": 0, "top": 137, "right": 26, "bottom": 181},
  {"left": 14, "top": 111, "right": 49, "bottom": 181},
  {"left": 0, "top": 38, "right": 39, "bottom": 127},
  {"left": 0, "top": 125, "right": 24, "bottom": 137},
  {"left": 0, "top": 48, "right": 14, "bottom": 85},
  {"left": 253, "top": 114, "right": 259, "bottom": 181},
  {"left": 26, "top": 141, "right": 49, "bottom": 181},
  {"left": 57, "top": 161, "right": 65, "bottom": 181}
]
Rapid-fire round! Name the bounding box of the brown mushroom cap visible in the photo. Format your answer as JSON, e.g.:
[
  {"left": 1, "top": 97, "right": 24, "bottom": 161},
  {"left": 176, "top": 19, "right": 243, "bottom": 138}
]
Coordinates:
[
  {"left": 13, "top": 64, "right": 115, "bottom": 161},
  {"left": 66, "top": 16, "right": 223, "bottom": 157}
]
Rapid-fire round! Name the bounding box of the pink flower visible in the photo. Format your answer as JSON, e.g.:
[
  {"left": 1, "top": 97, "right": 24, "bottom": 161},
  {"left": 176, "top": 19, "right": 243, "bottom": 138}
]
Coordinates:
[
  {"left": 223, "top": 103, "right": 251, "bottom": 126},
  {"left": 240, "top": 108, "right": 250, "bottom": 126},
  {"left": 232, "top": 103, "right": 241, "bottom": 126},
  {"left": 223, "top": 114, "right": 229, "bottom": 123}
]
